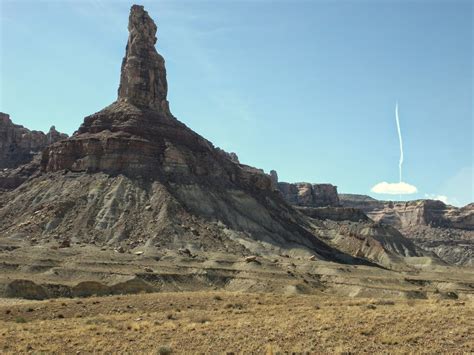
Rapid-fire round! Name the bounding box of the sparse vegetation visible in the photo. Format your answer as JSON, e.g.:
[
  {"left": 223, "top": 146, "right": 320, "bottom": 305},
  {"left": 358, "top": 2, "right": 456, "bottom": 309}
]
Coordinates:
[
  {"left": 0, "top": 292, "right": 471, "bottom": 353},
  {"left": 157, "top": 345, "right": 172, "bottom": 355}
]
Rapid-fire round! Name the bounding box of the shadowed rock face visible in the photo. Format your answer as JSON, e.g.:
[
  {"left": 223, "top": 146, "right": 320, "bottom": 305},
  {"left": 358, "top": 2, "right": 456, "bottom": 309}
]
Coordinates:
[{"left": 0, "top": 112, "right": 67, "bottom": 169}]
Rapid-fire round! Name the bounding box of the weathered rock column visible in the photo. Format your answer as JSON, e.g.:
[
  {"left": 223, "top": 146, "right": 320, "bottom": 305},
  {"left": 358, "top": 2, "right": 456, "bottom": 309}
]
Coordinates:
[{"left": 117, "top": 4, "right": 170, "bottom": 113}]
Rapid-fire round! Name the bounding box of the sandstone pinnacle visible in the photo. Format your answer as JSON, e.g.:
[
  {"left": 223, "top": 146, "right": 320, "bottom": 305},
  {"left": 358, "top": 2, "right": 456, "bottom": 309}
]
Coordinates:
[{"left": 118, "top": 4, "right": 169, "bottom": 113}]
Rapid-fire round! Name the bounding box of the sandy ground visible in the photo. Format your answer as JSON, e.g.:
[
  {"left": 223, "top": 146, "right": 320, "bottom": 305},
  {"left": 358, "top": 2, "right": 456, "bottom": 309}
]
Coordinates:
[{"left": 0, "top": 291, "right": 472, "bottom": 353}]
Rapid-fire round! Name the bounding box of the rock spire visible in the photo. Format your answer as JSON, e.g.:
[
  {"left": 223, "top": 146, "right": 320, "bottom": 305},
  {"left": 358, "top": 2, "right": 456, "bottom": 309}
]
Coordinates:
[{"left": 117, "top": 5, "right": 169, "bottom": 112}]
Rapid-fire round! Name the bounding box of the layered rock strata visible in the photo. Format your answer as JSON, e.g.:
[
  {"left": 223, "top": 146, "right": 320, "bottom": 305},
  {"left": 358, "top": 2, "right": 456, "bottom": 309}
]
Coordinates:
[
  {"left": 1, "top": 5, "right": 364, "bottom": 265},
  {"left": 340, "top": 195, "right": 473, "bottom": 230},
  {"left": 41, "top": 6, "right": 273, "bottom": 194},
  {"left": 0, "top": 4, "right": 440, "bottom": 300},
  {"left": 0, "top": 112, "right": 67, "bottom": 169},
  {"left": 340, "top": 194, "right": 474, "bottom": 265},
  {"left": 277, "top": 182, "right": 340, "bottom": 207}
]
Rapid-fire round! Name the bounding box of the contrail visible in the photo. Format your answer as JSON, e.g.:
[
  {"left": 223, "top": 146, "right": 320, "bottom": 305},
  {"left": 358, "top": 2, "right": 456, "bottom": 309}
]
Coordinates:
[
  {"left": 370, "top": 102, "right": 418, "bottom": 196},
  {"left": 395, "top": 102, "right": 403, "bottom": 183}
]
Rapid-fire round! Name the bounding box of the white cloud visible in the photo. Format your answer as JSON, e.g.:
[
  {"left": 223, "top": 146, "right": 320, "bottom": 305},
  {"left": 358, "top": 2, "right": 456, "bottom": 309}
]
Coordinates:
[
  {"left": 424, "top": 194, "right": 449, "bottom": 204},
  {"left": 371, "top": 181, "right": 418, "bottom": 195},
  {"left": 439, "top": 167, "right": 473, "bottom": 207},
  {"left": 424, "top": 194, "right": 461, "bottom": 206}
]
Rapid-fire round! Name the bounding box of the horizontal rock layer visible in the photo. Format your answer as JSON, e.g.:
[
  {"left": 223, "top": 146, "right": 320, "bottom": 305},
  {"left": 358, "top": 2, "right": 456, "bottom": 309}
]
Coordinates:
[
  {"left": 278, "top": 182, "right": 340, "bottom": 207},
  {"left": 340, "top": 194, "right": 474, "bottom": 230}
]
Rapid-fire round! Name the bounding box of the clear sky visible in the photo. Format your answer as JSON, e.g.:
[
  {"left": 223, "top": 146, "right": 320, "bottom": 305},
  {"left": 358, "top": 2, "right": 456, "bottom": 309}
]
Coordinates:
[{"left": 1, "top": 0, "right": 472, "bottom": 206}]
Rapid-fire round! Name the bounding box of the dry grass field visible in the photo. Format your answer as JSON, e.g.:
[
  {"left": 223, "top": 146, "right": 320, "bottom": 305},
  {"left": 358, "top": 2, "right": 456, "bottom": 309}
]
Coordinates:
[{"left": 0, "top": 291, "right": 472, "bottom": 353}]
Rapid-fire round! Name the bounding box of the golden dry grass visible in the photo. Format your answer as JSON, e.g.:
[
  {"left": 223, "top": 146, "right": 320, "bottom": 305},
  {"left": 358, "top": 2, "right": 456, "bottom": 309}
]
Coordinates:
[{"left": 0, "top": 292, "right": 472, "bottom": 353}]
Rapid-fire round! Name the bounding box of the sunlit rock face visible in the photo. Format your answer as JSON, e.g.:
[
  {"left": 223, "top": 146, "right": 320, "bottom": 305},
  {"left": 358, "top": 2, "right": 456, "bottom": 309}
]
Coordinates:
[
  {"left": 277, "top": 182, "right": 340, "bottom": 207},
  {"left": 339, "top": 194, "right": 474, "bottom": 266},
  {"left": 117, "top": 5, "right": 169, "bottom": 113}
]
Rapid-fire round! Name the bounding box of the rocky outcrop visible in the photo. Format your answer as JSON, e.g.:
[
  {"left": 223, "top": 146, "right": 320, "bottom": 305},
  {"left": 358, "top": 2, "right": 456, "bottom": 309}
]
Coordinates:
[
  {"left": 0, "top": 155, "right": 42, "bottom": 191},
  {"left": 0, "top": 4, "right": 372, "bottom": 268},
  {"left": 0, "top": 4, "right": 444, "bottom": 302},
  {"left": 216, "top": 148, "right": 239, "bottom": 164},
  {"left": 296, "top": 206, "right": 369, "bottom": 222},
  {"left": 269, "top": 170, "right": 278, "bottom": 190},
  {"left": 321, "top": 220, "right": 430, "bottom": 269},
  {"left": 402, "top": 225, "right": 473, "bottom": 266},
  {"left": 0, "top": 5, "right": 467, "bottom": 300},
  {"left": 340, "top": 194, "right": 474, "bottom": 265},
  {"left": 0, "top": 112, "right": 67, "bottom": 169},
  {"left": 277, "top": 182, "right": 340, "bottom": 207},
  {"left": 118, "top": 5, "right": 169, "bottom": 113},
  {"left": 339, "top": 194, "right": 384, "bottom": 212},
  {"left": 40, "top": 6, "right": 273, "bottom": 194},
  {"left": 340, "top": 196, "right": 474, "bottom": 230}
]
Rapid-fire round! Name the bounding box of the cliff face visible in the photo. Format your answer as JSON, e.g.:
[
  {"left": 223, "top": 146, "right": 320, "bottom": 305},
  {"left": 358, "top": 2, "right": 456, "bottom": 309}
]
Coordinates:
[
  {"left": 340, "top": 195, "right": 474, "bottom": 265},
  {"left": 340, "top": 195, "right": 474, "bottom": 231},
  {"left": 0, "top": 113, "right": 67, "bottom": 169},
  {"left": 277, "top": 182, "right": 340, "bottom": 207},
  {"left": 296, "top": 206, "right": 369, "bottom": 223},
  {"left": 338, "top": 194, "right": 384, "bottom": 212}
]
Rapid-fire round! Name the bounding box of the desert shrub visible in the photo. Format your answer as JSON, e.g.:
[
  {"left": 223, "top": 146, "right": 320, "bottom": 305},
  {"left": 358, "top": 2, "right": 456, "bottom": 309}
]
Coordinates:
[
  {"left": 224, "top": 302, "right": 244, "bottom": 309},
  {"left": 374, "top": 300, "right": 395, "bottom": 306},
  {"left": 193, "top": 316, "right": 210, "bottom": 324},
  {"left": 157, "top": 345, "right": 172, "bottom": 354}
]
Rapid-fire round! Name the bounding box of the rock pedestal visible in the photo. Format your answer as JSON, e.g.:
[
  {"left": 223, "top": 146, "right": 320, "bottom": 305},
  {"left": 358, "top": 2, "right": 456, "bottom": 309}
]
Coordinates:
[{"left": 41, "top": 5, "right": 272, "bottom": 192}]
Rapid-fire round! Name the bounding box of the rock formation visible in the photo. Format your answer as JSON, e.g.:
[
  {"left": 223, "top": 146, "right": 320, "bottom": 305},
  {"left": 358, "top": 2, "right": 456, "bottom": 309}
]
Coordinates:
[
  {"left": 269, "top": 170, "right": 278, "bottom": 190},
  {"left": 296, "top": 206, "right": 368, "bottom": 222},
  {"left": 118, "top": 5, "right": 169, "bottom": 113},
  {"left": 0, "top": 5, "right": 448, "bottom": 299},
  {"left": 340, "top": 194, "right": 474, "bottom": 266},
  {"left": 0, "top": 112, "right": 67, "bottom": 169},
  {"left": 40, "top": 5, "right": 274, "bottom": 195},
  {"left": 339, "top": 195, "right": 473, "bottom": 230},
  {"left": 277, "top": 182, "right": 340, "bottom": 207},
  {"left": 1, "top": 5, "right": 360, "bottom": 264}
]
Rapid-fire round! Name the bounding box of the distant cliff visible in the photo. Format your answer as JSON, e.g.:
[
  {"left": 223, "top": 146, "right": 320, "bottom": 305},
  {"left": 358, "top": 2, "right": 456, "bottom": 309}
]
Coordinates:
[
  {"left": 0, "top": 112, "right": 67, "bottom": 169},
  {"left": 340, "top": 194, "right": 473, "bottom": 230},
  {"left": 277, "top": 181, "right": 340, "bottom": 207},
  {"left": 340, "top": 194, "right": 474, "bottom": 266}
]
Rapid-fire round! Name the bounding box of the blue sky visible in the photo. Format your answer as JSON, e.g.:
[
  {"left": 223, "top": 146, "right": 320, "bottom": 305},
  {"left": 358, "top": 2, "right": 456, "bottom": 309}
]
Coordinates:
[{"left": 1, "top": 0, "right": 472, "bottom": 206}]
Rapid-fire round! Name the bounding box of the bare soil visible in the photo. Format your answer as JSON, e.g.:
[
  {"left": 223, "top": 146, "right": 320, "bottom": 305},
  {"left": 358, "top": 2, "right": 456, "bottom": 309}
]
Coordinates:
[{"left": 0, "top": 291, "right": 472, "bottom": 353}]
